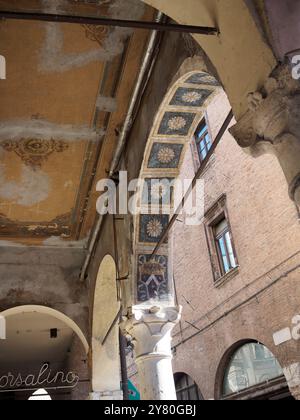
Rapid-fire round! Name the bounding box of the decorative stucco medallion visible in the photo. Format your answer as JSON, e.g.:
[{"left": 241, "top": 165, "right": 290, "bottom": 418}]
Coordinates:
[
  {"left": 168, "top": 116, "right": 187, "bottom": 131},
  {"left": 148, "top": 143, "right": 183, "bottom": 169},
  {"left": 185, "top": 72, "right": 219, "bottom": 86},
  {"left": 158, "top": 112, "right": 196, "bottom": 136},
  {"left": 170, "top": 87, "right": 212, "bottom": 107},
  {"left": 157, "top": 147, "right": 175, "bottom": 163},
  {"left": 139, "top": 214, "right": 169, "bottom": 243},
  {"left": 137, "top": 254, "right": 169, "bottom": 302},
  {"left": 82, "top": 24, "right": 110, "bottom": 47},
  {"left": 146, "top": 218, "right": 163, "bottom": 238},
  {"left": 182, "top": 91, "right": 202, "bottom": 103},
  {"left": 0, "top": 138, "right": 69, "bottom": 168}
]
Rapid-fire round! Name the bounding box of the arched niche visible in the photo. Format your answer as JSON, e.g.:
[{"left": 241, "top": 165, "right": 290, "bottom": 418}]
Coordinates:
[{"left": 91, "top": 255, "right": 121, "bottom": 396}]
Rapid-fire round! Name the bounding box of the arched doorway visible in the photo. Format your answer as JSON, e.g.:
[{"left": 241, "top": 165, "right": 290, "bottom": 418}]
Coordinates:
[
  {"left": 219, "top": 341, "right": 293, "bottom": 400},
  {"left": 91, "top": 255, "right": 123, "bottom": 400},
  {"left": 0, "top": 306, "right": 89, "bottom": 401}
]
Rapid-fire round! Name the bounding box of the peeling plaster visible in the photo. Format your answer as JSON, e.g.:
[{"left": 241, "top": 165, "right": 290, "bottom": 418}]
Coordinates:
[
  {"left": 96, "top": 96, "right": 117, "bottom": 112},
  {"left": 0, "top": 164, "right": 50, "bottom": 206},
  {"left": 39, "top": 23, "right": 129, "bottom": 73},
  {"left": 41, "top": 0, "right": 67, "bottom": 13},
  {"left": 39, "top": 0, "right": 145, "bottom": 73},
  {"left": 0, "top": 241, "right": 27, "bottom": 248},
  {"left": 0, "top": 119, "right": 103, "bottom": 142},
  {"left": 43, "top": 235, "right": 89, "bottom": 248}
]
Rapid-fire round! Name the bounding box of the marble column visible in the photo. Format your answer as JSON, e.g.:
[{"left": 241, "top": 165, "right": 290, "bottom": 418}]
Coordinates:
[
  {"left": 123, "top": 305, "right": 181, "bottom": 400},
  {"left": 230, "top": 64, "right": 300, "bottom": 207}
]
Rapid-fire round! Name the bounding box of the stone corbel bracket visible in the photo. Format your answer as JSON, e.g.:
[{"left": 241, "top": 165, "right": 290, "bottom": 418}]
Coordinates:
[{"left": 230, "top": 65, "right": 300, "bottom": 206}]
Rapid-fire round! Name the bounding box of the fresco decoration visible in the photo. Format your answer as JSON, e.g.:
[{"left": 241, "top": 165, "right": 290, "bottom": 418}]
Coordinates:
[
  {"left": 147, "top": 143, "right": 184, "bottom": 169},
  {"left": 137, "top": 254, "right": 169, "bottom": 302},
  {"left": 135, "top": 70, "right": 220, "bottom": 303},
  {"left": 158, "top": 112, "right": 196, "bottom": 136},
  {"left": 141, "top": 178, "right": 175, "bottom": 205},
  {"left": 0, "top": 212, "right": 72, "bottom": 238},
  {"left": 185, "top": 72, "right": 220, "bottom": 86},
  {"left": 0, "top": 138, "right": 69, "bottom": 169},
  {"left": 139, "top": 214, "right": 169, "bottom": 244},
  {"left": 170, "top": 87, "right": 213, "bottom": 108},
  {"left": 82, "top": 24, "right": 111, "bottom": 47},
  {"left": 68, "top": 0, "right": 107, "bottom": 3}
]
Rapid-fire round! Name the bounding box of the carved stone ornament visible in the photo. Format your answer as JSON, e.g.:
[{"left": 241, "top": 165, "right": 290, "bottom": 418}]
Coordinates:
[
  {"left": 122, "top": 305, "right": 182, "bottom": 400},
  {"left": 229, "top": 65, "right": 300, "bottom": 204},
  {"left": 0, "top": 138, "right": 69, "bottom": 168},
  {"left": 122, "top": 306, "right": 182, "bottom": 358}
]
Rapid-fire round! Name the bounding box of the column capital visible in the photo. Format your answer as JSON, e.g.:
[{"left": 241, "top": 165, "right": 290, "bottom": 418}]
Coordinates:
[
  {"left": 122, "top": 305, "right": 182, "bottom": 400},
  {"left": 123, "top": 305, "right": 182, "bottom": 359},
  {"left": 230, "top": 64, "right": 300, "bottom": 205}
]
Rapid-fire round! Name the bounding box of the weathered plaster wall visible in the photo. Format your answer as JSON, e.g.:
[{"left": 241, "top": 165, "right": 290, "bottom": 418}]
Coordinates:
[
  {"left": 66, "top": 335, "right": 90, "bottom": 400},
  {"left": 264, "top": 0, "right": 300, "bottom": 59},
  {"left": 141, "top": 0, "right": 276, "bottom": 118},
  {"left": 39, "top": 0, "right": 145, "bottom": 72},
  {"left": 0, "top": 246, "right": 89, "bottom": 335}
]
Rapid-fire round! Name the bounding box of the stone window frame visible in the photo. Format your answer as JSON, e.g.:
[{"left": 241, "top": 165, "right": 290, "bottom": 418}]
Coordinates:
[{"left": 204, "top": 194, "right": 239, "bottom": 287}]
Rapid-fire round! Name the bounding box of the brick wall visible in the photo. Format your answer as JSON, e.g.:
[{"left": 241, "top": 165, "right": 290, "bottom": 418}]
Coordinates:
[{"left": 172, "top": 90, "right": 300, "bottom": 399}]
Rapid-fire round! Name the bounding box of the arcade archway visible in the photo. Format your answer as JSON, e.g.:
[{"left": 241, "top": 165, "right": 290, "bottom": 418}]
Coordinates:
[{"left": 0, "top": 306, "right": 89, "bottom": 400}]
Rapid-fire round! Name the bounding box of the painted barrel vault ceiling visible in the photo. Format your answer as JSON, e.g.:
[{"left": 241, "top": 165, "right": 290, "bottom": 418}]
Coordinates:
[{"left": 0, "top": 0, "right": 156, "bottom": 245}]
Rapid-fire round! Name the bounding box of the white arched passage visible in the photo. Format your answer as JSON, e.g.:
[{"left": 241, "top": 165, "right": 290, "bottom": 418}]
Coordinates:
[
  {"left": 0, "top": 305, "right": 89, "bottom": 354},
  {"left": 0, "top": 305, "right": 89, "bottom": 400}
]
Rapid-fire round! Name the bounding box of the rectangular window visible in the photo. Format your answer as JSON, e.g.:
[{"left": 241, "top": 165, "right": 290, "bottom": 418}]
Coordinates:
[
  {"left": 214, "top": 218, "right": 237, "bottom": 275},
  {"left": 204, "top": 195, "right": 239, "bottom": 284},
  {"left": 195, "top": 119, "right": 212, "bottom": 163}
]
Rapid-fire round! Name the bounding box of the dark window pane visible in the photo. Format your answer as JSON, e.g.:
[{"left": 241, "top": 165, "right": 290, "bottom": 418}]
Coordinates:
[
  {"left": 175, "top": 374, "right": 202, "bottom": 401},
  {"left": 195, "top": 120, "right": 212, "bottom": 164},
  {"left": 189, "top": 386, "right": 199, "bottom": 400},
  {"left": 197, "top": 124, "right": 207, "bottom": 138}
]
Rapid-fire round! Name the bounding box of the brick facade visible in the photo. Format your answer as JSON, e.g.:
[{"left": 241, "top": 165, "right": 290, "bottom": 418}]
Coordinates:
[{"left": 128, "top": 90, "right": 300, "bottom": 400}]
